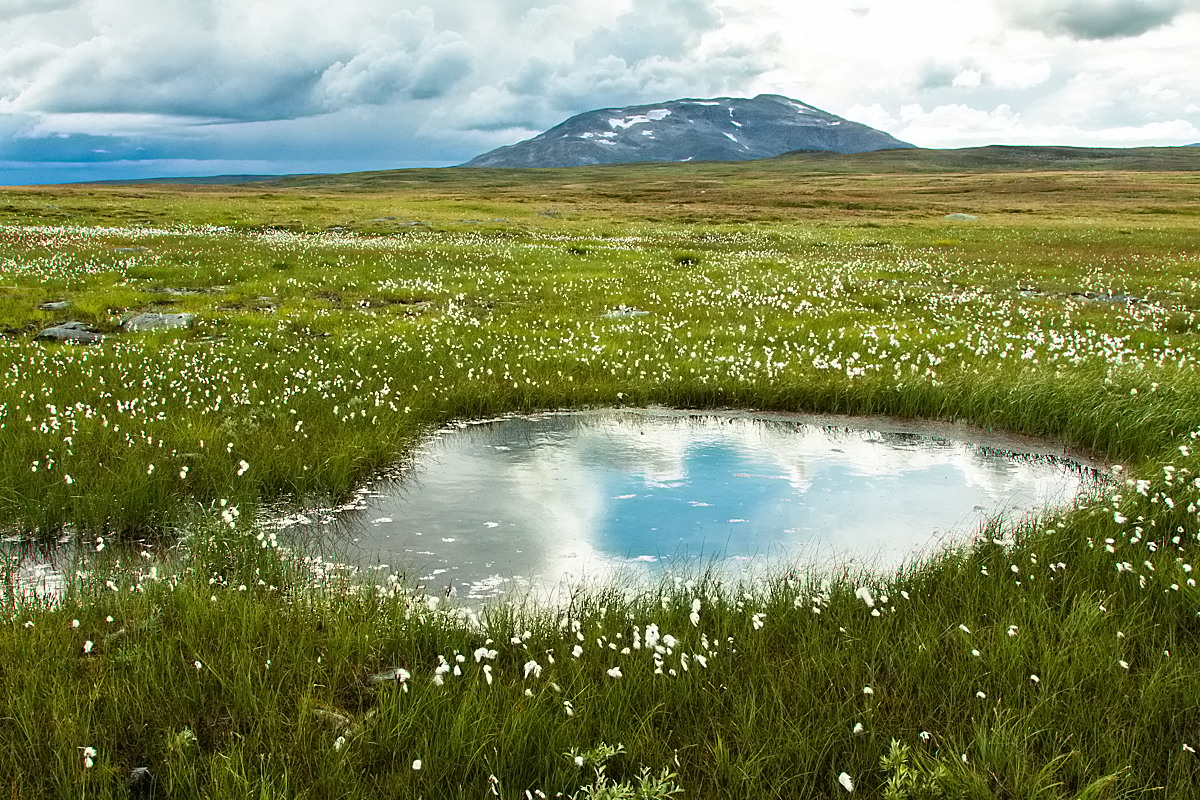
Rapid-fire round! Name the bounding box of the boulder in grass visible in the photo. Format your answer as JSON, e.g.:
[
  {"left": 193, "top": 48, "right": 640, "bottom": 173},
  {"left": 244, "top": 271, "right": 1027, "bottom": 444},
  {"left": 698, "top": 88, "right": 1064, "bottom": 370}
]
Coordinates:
[
  {"left": 122, "top": 312, "right": 195, "bottom": 332},
  {"left": 39, "top": 300, "right": 71, "bottom": 311},
  {"left": 943, "top": 213, "right": 979, "bottom": 221},
  {"left": 35, "top": 321, "right": 102, "bottom": 344}
]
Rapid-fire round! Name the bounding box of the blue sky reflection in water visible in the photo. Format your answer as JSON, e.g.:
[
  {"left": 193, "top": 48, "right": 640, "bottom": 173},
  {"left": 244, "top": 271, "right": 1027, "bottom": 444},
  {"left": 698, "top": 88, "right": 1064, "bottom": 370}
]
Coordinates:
[{"left": 304, "top": 410, "right": 1103, "bottom": 601}]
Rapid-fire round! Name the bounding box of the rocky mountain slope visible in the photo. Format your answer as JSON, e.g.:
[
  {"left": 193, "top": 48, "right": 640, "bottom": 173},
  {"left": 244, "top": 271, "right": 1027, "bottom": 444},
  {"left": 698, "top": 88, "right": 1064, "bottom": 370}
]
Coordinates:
[{"left": 462, "top": 94, "right": 913, "bottom": 168}]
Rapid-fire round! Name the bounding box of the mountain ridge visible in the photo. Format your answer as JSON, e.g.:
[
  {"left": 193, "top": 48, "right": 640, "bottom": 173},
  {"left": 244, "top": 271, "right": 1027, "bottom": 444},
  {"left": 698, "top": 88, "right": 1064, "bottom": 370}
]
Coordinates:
[{"left": 462, "top": 94, "right": 913, "bottom": 168}]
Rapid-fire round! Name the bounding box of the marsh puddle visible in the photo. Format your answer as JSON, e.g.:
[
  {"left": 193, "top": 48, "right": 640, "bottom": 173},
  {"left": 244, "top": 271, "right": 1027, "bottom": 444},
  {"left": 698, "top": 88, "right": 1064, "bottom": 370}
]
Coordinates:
[{"left": 290, "top": 409, "right": 1104, "bottom": 601}]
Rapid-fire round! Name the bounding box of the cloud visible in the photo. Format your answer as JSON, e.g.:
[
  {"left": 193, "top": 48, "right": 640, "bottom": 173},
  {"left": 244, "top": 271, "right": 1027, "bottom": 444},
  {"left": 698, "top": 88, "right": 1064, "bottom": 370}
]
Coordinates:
[
  {"left": 426, "top": 0, "right": 772, "bottom": 140},
  {"left": 997, "top": 0, "right": 1199, "bottom": 39},
  {"left": 0, "top": 0, "right": 79, "bottom": 22},
  {"left": 574, "top": 0, "right": 722, "bottom": 63},
  {"left": 2, "top": 2, "right": 477, "bottom": 121},
  {"left": 891, "top": 101, "right": 1200, "bottom": 146},
  {"left": 315, "top": 34, "right": 474, "bottom": 108}
]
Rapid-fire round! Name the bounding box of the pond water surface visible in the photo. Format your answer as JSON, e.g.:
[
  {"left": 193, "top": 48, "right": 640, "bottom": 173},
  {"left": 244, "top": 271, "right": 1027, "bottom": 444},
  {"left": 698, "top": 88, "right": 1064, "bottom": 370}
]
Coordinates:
[{"left": 287, "top": 409, "right": 1105, "bottom": 601}]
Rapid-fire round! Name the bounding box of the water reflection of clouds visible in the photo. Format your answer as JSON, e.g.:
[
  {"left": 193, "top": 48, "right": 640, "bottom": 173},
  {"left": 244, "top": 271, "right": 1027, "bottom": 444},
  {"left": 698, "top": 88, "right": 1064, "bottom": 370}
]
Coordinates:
[{"left": 322, "top": 410, "right": 1101, "bottom": 600}]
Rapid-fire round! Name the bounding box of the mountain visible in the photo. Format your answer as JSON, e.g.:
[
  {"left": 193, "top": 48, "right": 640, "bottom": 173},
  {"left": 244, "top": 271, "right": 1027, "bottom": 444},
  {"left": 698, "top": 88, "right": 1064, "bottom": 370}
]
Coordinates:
[{"left": 462, "top": 94, "right": 913, "bottom": 168}]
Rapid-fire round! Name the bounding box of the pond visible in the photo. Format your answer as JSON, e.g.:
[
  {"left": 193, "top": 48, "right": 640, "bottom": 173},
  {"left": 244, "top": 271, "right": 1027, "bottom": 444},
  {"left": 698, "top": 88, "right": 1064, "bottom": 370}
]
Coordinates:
[{"left": 283, "top": 409, "right": 1106, "bottom": 601}]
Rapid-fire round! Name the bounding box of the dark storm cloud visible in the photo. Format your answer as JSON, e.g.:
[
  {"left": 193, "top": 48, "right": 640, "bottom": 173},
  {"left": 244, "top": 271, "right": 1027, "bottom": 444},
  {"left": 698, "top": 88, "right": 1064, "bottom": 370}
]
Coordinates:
[{"left": 998, "top": 0, "right": 1199, "bottom": 39}]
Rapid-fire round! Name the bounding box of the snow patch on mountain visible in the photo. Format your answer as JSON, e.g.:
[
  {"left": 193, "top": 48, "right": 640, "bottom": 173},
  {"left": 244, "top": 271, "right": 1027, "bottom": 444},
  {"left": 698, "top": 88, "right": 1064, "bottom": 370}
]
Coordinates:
[{"left": 463, "top": 93, "right": 913, "bottom": 168}]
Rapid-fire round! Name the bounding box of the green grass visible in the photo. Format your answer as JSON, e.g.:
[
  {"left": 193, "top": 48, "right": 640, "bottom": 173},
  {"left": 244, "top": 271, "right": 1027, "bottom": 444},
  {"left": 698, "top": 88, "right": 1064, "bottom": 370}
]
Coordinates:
[{"left": 1, "top": 161, "right": 1200, "bottom": 797}]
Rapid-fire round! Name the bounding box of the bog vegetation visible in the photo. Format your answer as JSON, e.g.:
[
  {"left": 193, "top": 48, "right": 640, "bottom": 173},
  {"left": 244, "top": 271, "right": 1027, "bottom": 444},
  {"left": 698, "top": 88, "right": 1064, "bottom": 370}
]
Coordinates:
[{"left": 1, "top": 158, "right": 1200, "bottom": 797}]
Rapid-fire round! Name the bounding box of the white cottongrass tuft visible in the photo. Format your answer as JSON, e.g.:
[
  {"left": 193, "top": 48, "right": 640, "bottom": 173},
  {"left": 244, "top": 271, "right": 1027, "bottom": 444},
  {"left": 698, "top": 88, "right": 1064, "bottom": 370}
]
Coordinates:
[
  {"left": 837, "top": 771, "right": 854, "bottom": 792},
  {"left": 854, "top": 586, "right": 874, "bottom": 607},
  {"left": 412, "top": 759, "right": 422, "bottom": 770},
  {"left": 80, "top": 746, "right": 97, "bottom": 769},
  {"left": 606, "top": 666, "right": 623, "bottom": 678}
]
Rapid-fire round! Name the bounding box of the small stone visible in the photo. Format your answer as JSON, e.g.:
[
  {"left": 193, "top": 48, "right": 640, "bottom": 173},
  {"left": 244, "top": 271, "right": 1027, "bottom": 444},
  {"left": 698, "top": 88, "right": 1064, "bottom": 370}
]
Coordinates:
[
  {"left": 35, "top": 321, "right": 101, "bottom": 344},
  {"left": 112, "top": 246, "right": 148, "bottom": 253},
  {"left": 39, "top": 301, "right": 72, "bottom": 311},
  {"left": 603, "top": 305, "right": 650, "bottom": 319},
  {"left": 122, "top": 312, "right": 195, "bottom": 332},
  {"left": 1074, "top": 292, "right": 1138, "bottom": 304},
  {"left": 943, "top": 213, "right": 978, "bottom": 221},
  {"left": 128, "top": 766, "right": 158, "bottom": 798},
  {"left": 310, "top": 707, "right": 353, "bottom": 729}
]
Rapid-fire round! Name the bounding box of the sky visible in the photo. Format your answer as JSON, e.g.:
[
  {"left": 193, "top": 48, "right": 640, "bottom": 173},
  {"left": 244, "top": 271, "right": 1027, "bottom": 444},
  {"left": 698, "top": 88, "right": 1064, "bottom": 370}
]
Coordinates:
[{"left": 2, "top": 0, "right": 1198, "bottom": 184}]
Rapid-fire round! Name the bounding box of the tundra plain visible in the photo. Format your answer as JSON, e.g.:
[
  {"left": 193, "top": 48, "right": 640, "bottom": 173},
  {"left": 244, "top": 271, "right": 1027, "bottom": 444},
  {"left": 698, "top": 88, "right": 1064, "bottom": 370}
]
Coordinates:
[{"left": 2, "top": 154, "right": 1200, "bottom": 798}]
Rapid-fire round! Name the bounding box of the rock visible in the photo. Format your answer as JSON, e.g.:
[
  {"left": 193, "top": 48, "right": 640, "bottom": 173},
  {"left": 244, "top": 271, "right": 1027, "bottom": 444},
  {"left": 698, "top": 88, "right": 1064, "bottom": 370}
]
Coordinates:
[
  {"left": 112, "top": 246, "right": 148, "bottom": 253},
  {"left": 310, "top": 707, "right": 353, "bottom": 729},
  {"left": 1072, "top": 292, "right": 1139, "bottom": 304},
  {"left": 943, "top": 213, "right": 979, "bottom": 221},
  {"left": 122, "top": 312, "right": 195, "bottom": 332},
  {"left": 39, "top": 301, "right": 71, "bottom": 311},
  {"left": 127, "top": 766, "right": 158, "bottom": 798},
  {"left": 603, "top": 305, "right": 651, "bottom": 319},
  {"left": 368, "top": 216, "right": 397, "bottom": 222},
  {"left": 35, "top": 321, "right": 101, "bottom": 344}
]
